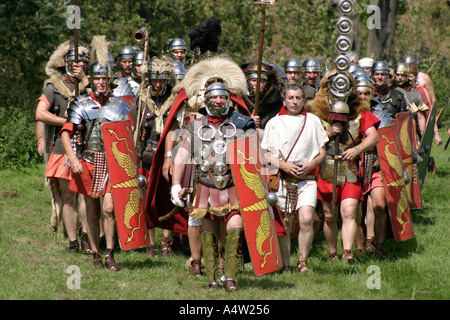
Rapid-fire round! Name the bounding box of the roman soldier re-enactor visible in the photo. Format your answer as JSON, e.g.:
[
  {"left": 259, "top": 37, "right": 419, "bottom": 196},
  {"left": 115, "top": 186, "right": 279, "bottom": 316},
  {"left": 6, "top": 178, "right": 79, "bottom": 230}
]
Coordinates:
[
  {"left": 283, "top": 58, "right": 303, "bottom": 86},
  {"left": 393, "top": 62, "right": 428, "bottom": 138},
  {"left": 306, "top": 70, "right": 380, "bottom": 262},
  {"left": 35, "top": 40, "right": 92, "bottom": 254},
  {"left": 371, "top": 61, "right": 408, "bottom": 117},
  {"left": 167, "top": 38, "right": 188, "bottom": 66},
  {"left": 60, "top": 57, "right": 132, "bottom": 271},
  {"left": 301, "top": 57, "right": 321, "bottom": 102},
  {"left": 241, "top": 61, "right": 283, "bottom": 129},
  {"left": 356, "top": 76, "right": 393, "bottom": 259},
  {"left": 170, "top": 80, "right": 256, "bottom": 291},
  {"left": 114, "top": 45, "right": 136, "bottom": 80},
  {"left": 132, "top": 56, "right": 177, "bottom": 257}
]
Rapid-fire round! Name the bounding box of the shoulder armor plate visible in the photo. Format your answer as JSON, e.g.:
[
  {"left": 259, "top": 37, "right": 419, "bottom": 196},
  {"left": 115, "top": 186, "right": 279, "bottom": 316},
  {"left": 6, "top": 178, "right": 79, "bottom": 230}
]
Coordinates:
[
  {"left": 112, "top": 78, "right": 135, "bottom": 97},
  {"left": 99, "top": 97, "right": 130, "bottom": 122},
  {"left": 67, "top": 94, "right": 101, "bottom": 124}
]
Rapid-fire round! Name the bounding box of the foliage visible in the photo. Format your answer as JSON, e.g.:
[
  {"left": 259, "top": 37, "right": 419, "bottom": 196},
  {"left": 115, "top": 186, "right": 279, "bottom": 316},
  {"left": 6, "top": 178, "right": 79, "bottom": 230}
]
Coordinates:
[{"left": 0, "top": 0, "right": 448, "bottom": 169}]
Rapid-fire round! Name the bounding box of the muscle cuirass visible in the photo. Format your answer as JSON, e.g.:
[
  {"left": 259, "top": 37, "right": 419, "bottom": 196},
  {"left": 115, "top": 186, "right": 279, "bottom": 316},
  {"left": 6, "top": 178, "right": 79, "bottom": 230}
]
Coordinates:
[
  {"left": 319, "top": 114, "right": 362, "bottom": 185},
  {"left": 67, "top": 94, "right": 130, "bottom": 163}
]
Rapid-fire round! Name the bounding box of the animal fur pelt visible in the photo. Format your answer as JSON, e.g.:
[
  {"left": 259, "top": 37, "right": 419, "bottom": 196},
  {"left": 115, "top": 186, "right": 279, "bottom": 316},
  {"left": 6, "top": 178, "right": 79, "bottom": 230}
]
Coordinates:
[
  {"left": 43, "top": 40, "right": 90, "bottom": 96},
  {"left": 182, "top": 57, "right": 247, "bottom": 99},
  {"left": 45, "top": 40, "right": 90, "bottom": 78},
  {"left": 240, "top": 61, "right": 283, "bottom": 129},
  {"left": 151, "top": 56, "right": 175, "bottom": 81}
]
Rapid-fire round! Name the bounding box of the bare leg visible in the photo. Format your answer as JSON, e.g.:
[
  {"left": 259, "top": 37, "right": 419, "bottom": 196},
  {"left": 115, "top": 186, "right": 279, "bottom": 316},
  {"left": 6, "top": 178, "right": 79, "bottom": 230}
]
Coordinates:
[
  {"left": 322, "top": 200, "right": 339, "bottom": 257},
  {"left": 58, "top": 178, "right": 79, "bottom": 244}
]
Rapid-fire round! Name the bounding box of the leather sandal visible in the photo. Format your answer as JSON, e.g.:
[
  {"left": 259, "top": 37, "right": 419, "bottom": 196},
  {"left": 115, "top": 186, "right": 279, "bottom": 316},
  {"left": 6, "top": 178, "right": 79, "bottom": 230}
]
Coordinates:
[
  {"left": 342, "top": 249, "right": 357, "bottom": 263},
  {"left": 93, "top": 252, "right": 103, "bottom": 267},
  {"left": 327, "top": 252, "right": 339, "bottom": 261},
  {"left": 224, "top": 279, "right": 238, "bottom": 292},
  {"left": 146, "top": 244, "right": 156, "bottom": 257},
  {"left": 105, "top": 249, "right": 120, "bottom": 271},
  {"left": 189, "top": 258, "right": 202, "bottom": 277},
  {"left": 80, "top": 233, "right": 92, "bottom": 254},
  {"left": 297, "top": 256, "right": 310, "bottom": 273},
  {"left": 161, "top": 236, "right": 173, "bottom": 257},
  {"left": 365, "top": 237, "right": 376, "bottom": 253},
  {"left": 68, "top": 240, "right": 80, "bottom": 253}
]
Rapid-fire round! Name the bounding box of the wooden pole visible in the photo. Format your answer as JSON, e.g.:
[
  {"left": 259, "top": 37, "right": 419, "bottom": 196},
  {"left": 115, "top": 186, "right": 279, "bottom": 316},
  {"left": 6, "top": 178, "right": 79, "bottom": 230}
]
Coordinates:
[
  {"left": 253, "top": 4, "right": 267, "bottom": 116},
  {"left": 73, "top": 0, "right": 79, "bottom": 97}
]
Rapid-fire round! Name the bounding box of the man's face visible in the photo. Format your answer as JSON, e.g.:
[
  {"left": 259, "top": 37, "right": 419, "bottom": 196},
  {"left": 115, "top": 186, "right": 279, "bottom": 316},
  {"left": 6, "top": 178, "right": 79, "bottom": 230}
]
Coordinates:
[
  {"left": 120, "top": 58, "right": 133, "bottom": 75},
  {"left": 409, "top": 73, "right": 417, "bottom": 86},
  {"left": 284, "top": 88, "right": 304, "bottom": 115},
  {"left": 65, "top": 59, "right": 88, "bottom": 73},
  {"left": 395, "top": 73, "right": 408, "bottom": 86},
  {"left": 171, "top": 49, "right": 186, "bottom": 63},
  {"left": 305, "top": 71, "right": 319, "bottom": 85},
  {"left": 372, "top": 72, "right": 388, "bottom": 87},
  {"left": 285, "top": 71, "right": 300, "bottom": 84},
  {"left": 134, "top": 63, "right": 142, "bottom": 76},
  {"left": 249, "top": 78, "right": 266, "bottom": 93},
  {"left": 209, "top": 94, "right": 227, "bottom": 110},
  {"left": 357, "top": 90, "right": 371, "bottom": 101},
  {"left": 150, "top": 79, "right": 167, "bottom": 93},
  {"left": 93, "top": 77, "right": 109, "bottom": 94}
]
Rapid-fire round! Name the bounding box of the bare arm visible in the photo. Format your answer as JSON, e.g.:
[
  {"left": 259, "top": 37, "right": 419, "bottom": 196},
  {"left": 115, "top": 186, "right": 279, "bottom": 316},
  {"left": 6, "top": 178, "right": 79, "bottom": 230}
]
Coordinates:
[
  {"left": 342, "top": 126, "right": 379, "bottom": 161},
  {"left": 162, "top": 120, "right": 179, "bottom": 181},
  {"left": 61, "top": 130, "right": 83, "bottom": 174},
  {"left": 35, "top": 100, "right": 66, "bottom": 126}
]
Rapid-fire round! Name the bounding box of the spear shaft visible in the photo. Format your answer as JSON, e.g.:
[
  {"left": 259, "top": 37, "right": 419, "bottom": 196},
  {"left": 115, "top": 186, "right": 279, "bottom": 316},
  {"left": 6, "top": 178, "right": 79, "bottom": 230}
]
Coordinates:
[
  {"left": 73, "top": 0, "right": 79, "bottom": 97},
  {"left": 253, "top": 4, "right": 267, "bottom": 116}
]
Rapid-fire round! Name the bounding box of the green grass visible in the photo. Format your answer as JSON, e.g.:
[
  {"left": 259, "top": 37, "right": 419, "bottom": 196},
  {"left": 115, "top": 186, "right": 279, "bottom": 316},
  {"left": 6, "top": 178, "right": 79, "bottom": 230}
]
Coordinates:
[{"left": 1, "top": 127, "right": 449, "bottom": 301}]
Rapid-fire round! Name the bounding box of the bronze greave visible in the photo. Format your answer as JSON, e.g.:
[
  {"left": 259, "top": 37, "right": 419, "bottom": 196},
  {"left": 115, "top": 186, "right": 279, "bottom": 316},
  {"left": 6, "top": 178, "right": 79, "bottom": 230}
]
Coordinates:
[
  {"left": 201, "top": 231, "right": 219, "bottom": 285},
  {"left": 224, "top": 227, "right": 244, "bottom": 281}
]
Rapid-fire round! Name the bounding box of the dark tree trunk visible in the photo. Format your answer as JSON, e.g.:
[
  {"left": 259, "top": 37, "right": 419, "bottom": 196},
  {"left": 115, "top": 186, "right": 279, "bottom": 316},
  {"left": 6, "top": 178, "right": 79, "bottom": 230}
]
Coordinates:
[{"left": 366, "top": 0, "right": 399, "bottom": 60}]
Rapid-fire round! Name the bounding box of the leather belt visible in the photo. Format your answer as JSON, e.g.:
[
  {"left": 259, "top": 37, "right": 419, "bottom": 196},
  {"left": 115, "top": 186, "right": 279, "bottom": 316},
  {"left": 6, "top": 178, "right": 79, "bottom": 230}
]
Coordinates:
[{"left": 285, "top": 175, "right": 318, "bottom": 184}]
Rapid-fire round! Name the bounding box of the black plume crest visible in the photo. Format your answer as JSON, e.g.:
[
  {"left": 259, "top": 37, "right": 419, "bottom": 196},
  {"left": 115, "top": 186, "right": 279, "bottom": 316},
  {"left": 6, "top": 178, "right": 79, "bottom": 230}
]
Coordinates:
[{"left": 188, "top": 18, "right": 222, "bottom": 54}]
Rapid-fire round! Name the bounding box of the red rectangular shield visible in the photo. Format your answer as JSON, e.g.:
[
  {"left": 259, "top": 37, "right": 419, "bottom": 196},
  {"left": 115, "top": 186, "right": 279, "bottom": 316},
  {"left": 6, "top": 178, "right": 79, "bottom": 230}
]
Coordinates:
[
  {"left": 102, "top": 120, "right": 149, "bottom": 250},
  {"left": 228, "top": 134, "right": 283, "bottom": 276},
  {"left": 395, "top": 112, "right": 422, "bottom": 210},
  {"left": 377, "top": 122, "right": 414, "bottom": 242}
]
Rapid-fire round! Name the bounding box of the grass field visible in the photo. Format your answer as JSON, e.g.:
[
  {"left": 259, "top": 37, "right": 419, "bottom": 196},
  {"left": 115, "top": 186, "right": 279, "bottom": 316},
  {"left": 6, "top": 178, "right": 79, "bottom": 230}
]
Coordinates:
[{"left": 0, "top": 128, "right": 449, "bottom": 304}]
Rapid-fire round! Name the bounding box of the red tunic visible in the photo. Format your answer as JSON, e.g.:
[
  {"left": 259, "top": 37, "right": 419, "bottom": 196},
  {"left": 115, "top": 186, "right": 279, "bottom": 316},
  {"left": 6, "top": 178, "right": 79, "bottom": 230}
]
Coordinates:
[{"left": 317, "top": 110, "right": 380, "bottom": 205}]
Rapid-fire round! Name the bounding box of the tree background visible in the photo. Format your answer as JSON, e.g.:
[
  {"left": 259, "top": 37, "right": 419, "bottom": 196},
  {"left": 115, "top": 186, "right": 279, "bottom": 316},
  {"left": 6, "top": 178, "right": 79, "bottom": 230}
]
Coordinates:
[{"left": 0, "top": 0, "right": 448, "bottom": 169}]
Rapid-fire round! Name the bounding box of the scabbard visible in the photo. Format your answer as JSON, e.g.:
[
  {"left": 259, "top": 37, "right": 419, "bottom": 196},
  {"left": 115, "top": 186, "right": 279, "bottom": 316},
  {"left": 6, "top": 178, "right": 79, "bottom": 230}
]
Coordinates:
[{"left": 331, "top": 134, "right": 340, "bottom": 212}]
